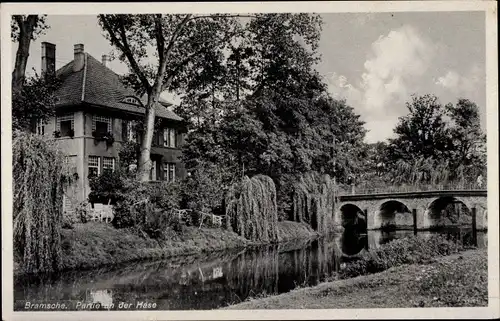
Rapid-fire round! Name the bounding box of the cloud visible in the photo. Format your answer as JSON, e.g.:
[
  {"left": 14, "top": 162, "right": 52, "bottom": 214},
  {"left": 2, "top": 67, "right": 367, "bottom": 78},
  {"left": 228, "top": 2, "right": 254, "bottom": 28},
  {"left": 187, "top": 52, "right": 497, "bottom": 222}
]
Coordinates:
[
  {"left": 435, "top": 65, "right": 482, "bottom": 96},
  {"left": 361, "top": 25, "right": 434, "bottom": 115},
  {"left": 326, "top": 72, "right": 363, "bottom": 107},
  {"left": 327, "top": 25, "right": 436, "bottom": 143}
]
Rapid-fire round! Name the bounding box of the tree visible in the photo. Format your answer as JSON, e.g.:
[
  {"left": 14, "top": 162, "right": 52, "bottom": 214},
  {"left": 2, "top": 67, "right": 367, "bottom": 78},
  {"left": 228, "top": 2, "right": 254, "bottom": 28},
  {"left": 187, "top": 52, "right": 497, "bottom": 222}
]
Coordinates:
[
  {"left": 384, "top": 95, "right": 486, "bottom": 185},
  {"left": 12, "top": 72, "right": 60, "bottom": 131},
  {"left": 387, "top": 94, "right": 450, "bottom": 163},
  {"left": 445, "top": 98, "right": 487, "bottom": 179},
  {"left": 11, "top": 15, "right": 49, "bottom": 94},
  {"left": 175, "top": 13, "right": 324, "bottom": 129},
  {"left": 98, "top": 14, "right": 240, "bottom": 181}
]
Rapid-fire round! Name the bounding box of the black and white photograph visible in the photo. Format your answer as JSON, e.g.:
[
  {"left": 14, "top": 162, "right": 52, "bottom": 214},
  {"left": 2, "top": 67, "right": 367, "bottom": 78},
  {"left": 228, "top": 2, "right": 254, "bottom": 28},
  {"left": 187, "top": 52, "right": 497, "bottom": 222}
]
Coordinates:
[{"left": 1, "top": 1, "right": 498, "bottom": 320}]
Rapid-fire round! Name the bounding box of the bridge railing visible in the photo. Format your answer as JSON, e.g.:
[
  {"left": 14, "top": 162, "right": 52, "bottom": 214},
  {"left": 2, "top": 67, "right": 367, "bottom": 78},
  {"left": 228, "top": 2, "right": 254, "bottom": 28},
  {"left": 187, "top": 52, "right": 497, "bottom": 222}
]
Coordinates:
[{"left": 337, "top": 181, "right": 485, "bottom": 196}]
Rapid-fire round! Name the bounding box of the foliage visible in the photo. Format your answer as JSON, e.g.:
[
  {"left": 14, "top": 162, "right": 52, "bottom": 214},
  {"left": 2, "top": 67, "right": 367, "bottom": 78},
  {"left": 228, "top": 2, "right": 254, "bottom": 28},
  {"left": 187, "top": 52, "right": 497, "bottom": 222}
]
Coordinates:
[
  {"left": 379, "top": 95, "right": 486, "bottom": 186},
  {"left": 12, "top": 73, "right": 61, "bottom": 131},
  {"left": 92, "top": 131, "right": 115, "bottom": 146},
  {"left": 88, "top": 170, "right": 128, "bottom": 204},
  {"left": 414, "top": 250, "right": 487, "bottom": 307},
  {"left": 12, "top": 130, "right": 76, "bottom": 273},
  {"left": 98, "top": 14, "right": 241, "bottom": 180},
  {"left": 291, "top": 172, "right": 336, "bottom": 233},
  {"left": 118, "top": 140, "right": 141, "bottom": 170},
  {"left": 180, "top": 161, "right": 237, "bottom": 215},
  {"left": 75, "top": 200, "right": 92, "bottom": 223},
  {"left": 111, "top": 181, "right": 182, "bottom": 239},
  {"left": 11, "top": 15, "right": 49, "bottom": 41},
  {"left": 225, "top": 175, "right": 279, "bottom": 242},
  {"left": 339, "top": 235, "right": 462, "bottom": 279}
]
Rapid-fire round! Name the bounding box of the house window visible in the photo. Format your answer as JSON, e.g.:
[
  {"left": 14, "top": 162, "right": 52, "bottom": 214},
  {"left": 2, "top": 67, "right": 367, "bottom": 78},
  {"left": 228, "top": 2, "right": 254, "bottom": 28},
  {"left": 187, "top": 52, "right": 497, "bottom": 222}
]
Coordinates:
[
  {"left": 102, "top": 157, "right": 115, "bottom": 174},
  {"left": 92, "top": 115, "right": 112, "bottom": 134},
  {"left": 56, "top": 113, "right": 74, "bottom": 137},
  {"left": 163, "top": 163, "right": 176, "bottom": 182},
  {"left": 88, "top": 156, "right": 100, "bottom": 178},
  {"left": 149, "top": 160, "right": 157, "bottom": 181},
  {"left": 122, "top": 96, "right": 141, "bottom": 106},
  {"left": 36, "top": 119, "right": 45, "bottom": 135},
  {"left": 163, "top": 128, "right": 176, "bottom": 148}
]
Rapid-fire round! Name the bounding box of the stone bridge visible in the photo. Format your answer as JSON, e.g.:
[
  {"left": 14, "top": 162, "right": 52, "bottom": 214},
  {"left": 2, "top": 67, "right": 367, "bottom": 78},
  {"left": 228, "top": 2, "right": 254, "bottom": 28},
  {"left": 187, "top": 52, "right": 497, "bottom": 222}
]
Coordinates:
[{"left": 334, "top": 190, "right": 487, "bottom": 230}]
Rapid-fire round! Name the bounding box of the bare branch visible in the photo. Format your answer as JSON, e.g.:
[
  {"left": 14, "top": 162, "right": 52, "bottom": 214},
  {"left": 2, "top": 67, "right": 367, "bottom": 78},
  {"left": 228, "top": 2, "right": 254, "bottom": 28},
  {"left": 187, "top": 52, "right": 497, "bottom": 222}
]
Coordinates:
[
  {"left": 163, "top": 14, "right": 192, "bottom": 62},
  {"left": 99, "top": 15, "right": 152, "bottom": 93}
]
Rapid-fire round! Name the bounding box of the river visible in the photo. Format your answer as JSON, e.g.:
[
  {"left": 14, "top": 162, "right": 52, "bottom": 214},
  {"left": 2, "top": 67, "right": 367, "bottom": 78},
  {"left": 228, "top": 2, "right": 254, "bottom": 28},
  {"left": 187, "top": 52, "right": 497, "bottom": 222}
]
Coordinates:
[{"left": 14, "top": 228, "right": 487, "bottom": 311}]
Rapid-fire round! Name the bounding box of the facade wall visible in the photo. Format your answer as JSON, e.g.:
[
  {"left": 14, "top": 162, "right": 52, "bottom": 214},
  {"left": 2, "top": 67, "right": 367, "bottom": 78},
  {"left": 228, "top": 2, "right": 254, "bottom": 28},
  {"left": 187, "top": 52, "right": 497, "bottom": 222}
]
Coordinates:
[{"left": 49, "top": 107, "right": 186, "bottom": 209}]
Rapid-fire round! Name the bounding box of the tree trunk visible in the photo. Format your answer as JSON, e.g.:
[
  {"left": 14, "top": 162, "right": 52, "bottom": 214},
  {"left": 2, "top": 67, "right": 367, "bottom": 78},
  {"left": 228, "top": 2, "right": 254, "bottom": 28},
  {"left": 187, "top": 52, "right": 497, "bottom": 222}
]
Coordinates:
[
  {"left": 137, "top": 93, "right": 159, "bottom": 181},
  {"left": 12, "top": 15, "right": 39, "bottom": 95}
]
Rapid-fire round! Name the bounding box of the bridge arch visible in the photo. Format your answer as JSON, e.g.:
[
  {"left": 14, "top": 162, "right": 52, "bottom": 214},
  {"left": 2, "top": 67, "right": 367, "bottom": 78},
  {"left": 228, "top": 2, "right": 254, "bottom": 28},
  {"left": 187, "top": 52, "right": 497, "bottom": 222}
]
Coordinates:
[
  {"left": 425, "top": 196, "right": 472, "bottom": 228},
  {"left": 339, "top": 203, "right": 367, "bottom": 230},
  {"left": 373, "top": 199, "right": 412, "bottom": 230}
]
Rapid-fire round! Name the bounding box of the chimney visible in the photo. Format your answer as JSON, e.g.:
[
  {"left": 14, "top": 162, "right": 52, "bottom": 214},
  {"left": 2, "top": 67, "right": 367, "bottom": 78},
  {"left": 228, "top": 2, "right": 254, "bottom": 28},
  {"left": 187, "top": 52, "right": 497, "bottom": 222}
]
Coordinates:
[
  {"left": 41, "top": 42, "right": 56, "bottom": 76},
  {"left": 73, "top": 44, "right": 85, "bottom": 72},
  {"left": 101, "top": 54, "right": 108, "bottom": 67}
]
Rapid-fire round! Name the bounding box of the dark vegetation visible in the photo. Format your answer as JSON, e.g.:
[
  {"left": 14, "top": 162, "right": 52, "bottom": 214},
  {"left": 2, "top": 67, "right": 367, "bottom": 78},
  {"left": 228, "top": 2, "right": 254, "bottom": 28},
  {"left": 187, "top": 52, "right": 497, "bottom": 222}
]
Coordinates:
[{"left": 339, "top": 235, "right": 462, "bottom": 279}]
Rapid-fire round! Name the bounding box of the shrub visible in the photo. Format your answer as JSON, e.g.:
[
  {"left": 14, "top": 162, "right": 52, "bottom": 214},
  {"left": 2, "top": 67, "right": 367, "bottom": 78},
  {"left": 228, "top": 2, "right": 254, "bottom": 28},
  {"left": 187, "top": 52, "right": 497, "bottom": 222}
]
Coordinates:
[
  {"left": 181, "top": 161, "right": 236, "bottom": 215},
  {"left": 61, "top": 216, "right": 75, "bottom": 229},
  {"left": 88, "top": 170, "right": 128, "bottom": 204},
  {"left": 111, "top": 181, "right": 182, "bottom": 238},
  {"left": 340, "top": 235, "right": 463, "bottom": 279},
  {"left": 118, "top": 140, "right": 140, "bottom": 171},
  {"left": 75, "top": 200, "right": 92, "bottom": 223}
]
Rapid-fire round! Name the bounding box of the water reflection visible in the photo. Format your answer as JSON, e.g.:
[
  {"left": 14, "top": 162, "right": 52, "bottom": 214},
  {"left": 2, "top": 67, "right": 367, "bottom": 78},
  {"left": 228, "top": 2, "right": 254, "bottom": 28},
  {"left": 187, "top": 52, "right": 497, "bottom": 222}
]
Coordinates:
[{"left": 14, "top": 229, "right": 487, "bottom": 311}]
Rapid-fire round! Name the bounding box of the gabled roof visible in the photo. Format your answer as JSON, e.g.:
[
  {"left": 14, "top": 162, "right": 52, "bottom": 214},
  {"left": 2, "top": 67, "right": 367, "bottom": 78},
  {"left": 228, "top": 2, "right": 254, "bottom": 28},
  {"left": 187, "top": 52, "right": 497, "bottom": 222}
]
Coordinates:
[{"left": 55, "top": 53, "right": 182, "bottom": 121}]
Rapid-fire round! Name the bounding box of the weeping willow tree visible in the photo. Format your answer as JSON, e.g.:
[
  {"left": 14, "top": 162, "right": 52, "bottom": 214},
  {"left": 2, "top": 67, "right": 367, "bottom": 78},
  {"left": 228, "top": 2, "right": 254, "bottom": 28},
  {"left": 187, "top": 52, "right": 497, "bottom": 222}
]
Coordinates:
[
  {"left": 225, "top": 175, "right": 279, "bottom": 242},
  {"left": 13, "top": 131, "right": 74, "bottom": 273},
  {"left": 292, "top": 172, "right": 336, "bottom": 234}
]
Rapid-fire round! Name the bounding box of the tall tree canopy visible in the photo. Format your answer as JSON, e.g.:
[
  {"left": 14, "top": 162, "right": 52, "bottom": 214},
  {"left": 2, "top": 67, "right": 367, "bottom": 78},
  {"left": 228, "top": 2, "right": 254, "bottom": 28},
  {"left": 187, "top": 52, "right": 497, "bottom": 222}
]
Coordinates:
[
  {"left": 383, "top": 94, "right": 486, "bottom": 185},
  {"left": 98, "top": 14, "right": 240, "bottom": 180}
]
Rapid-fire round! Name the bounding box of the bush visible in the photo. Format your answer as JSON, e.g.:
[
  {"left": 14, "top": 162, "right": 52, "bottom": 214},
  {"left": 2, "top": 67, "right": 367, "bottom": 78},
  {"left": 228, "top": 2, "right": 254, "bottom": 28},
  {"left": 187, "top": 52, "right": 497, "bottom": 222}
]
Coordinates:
[
  {"left": 75, "top": 200, "right": 92, "bottom": 223},
  {"left": 111, "top": 181, "right": 182, "bottom": 238},
  {"left": 88, "top": 170, "right": 128, "bottom": 204},
  {"left": 181, "top": 161, "right": 235, "bottom": 215},
  {"left": 61, "top": 216, "right": 75, "bottom": 229},
  {"left": 340, "top": 235, "right": 463, "bottom": 279}
]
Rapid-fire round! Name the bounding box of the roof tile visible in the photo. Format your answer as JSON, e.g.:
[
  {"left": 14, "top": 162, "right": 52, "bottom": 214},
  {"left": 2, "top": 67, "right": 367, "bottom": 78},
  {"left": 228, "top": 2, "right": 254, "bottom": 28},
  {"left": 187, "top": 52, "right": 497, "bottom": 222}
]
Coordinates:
[{"left": 55, "top": 53, "right": 182, "bottom": 121}]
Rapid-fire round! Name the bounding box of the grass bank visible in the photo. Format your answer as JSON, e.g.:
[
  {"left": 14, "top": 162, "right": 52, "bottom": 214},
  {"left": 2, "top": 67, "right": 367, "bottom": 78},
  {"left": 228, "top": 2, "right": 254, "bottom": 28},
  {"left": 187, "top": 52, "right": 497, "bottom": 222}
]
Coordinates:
[
  {"left": 14, "top": 220, "right": 317, "bottom": 275},
  {"left": 226, "top": 248, "right": 487, "bottom": 309}
]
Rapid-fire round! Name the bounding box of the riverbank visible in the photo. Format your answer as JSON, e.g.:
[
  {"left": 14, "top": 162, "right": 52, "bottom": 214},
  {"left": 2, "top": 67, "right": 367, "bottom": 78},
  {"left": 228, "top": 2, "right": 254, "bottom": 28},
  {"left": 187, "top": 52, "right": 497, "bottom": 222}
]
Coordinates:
[
  {"left": 14, "top": 220, "right": 318, "bottom": 275},
  {"left": 226, "top": 248, "right": 487, "bottom": 309}
]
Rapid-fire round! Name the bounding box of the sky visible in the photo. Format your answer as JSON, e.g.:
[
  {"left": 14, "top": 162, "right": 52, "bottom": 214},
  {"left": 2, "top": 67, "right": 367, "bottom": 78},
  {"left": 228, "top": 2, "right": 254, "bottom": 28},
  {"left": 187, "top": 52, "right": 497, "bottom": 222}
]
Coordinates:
[{"left": 12, "top": 12, "right": 486, "bottom": 143}]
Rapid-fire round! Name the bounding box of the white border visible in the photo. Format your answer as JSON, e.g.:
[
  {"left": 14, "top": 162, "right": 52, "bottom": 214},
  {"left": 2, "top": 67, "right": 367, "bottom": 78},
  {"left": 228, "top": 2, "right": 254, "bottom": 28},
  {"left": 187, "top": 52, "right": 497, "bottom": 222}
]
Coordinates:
[{"left": 2, "top": 2, "right": 498, "bottom": 320}]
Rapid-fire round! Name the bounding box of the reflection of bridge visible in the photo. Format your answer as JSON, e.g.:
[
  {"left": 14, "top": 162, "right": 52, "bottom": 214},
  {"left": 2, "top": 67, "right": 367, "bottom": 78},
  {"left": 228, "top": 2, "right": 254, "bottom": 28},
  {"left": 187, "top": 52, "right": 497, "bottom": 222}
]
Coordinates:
[{"left": 335, "top": 189, "right": 487, "bottom": 230}]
